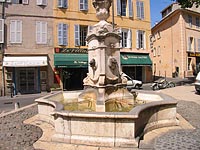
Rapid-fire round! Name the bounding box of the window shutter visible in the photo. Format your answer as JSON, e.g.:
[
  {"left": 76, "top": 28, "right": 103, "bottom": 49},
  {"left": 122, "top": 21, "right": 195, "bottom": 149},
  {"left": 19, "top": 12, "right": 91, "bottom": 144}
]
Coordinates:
[
  {"left": 84, "top": 0, "right": 88, "bottom": 10},
  {"left": 42, "top": 22, "right": 47, "bottom": 44},
  {"left": 194, "top": 38, "right": 196, "bottom": 52},
  {"left": 86, "top": 26, "right": 93, "bottom": 45},
  {"left": 198, "top": 39, "right": 200, "bottom": 52},
  {"left": 119, "top": 28, "right": 122, "bottom": 48},
  {"left": 22, "top": 0, "right": 29, "bottom": 4},
  {"left": 79, "top": 0, "right": 88, "bottom": 11},
  {"left": 87, "top": 25, "right": 93, "bottom": 35},
  {"left": 128, "top": 0, "right": 133, "bottom": 18},
  {"left": 0, "top": 19, "right": 4, "bottom": 43},
  {"left": 188, "top": 37, "right": 191, "bottom": 51},
  {"left": 10, "top": 21, "right": 15, "bottom": 43},
  {"left": 58, "top": 0, "right": 62, "bottom": 7},
  {"left": 37, "top": 0, "right": 47, "bottom": 5},
  {"left": 58, "top": 0, "right": 68, "bottom": 8},
  {"left": 63, "top": 0, "right": 68, "bottom": 8},
  {"left": 63, "top": 24, "right": 68, "bottom": 45},
  {"left": 36, "top": 22, "right": 41, "bottom": 43},
  {"left": 74, "top": 24, "right": 80, "bottom": 46},
  {"left": 136, "top": 1, "right": 140, "bottom": 19},
  {"left": 43, "top": 0, "right": 47, "bottom": 5},
  {"left": 136, "top": 30, "right": 139, "bottom": 49},
  {"left": 58, "top": 23, "right": 63, "bottom": 45},
  {"left": 143, "top": 31, "right": 146, "bottom": 49},
  {"left": 16, "top": 20, "right": 22, "bottom": 43},
  {"left": 141, "top": 1, "right": 144, "bottom": 19},
  {"left": 127, "top": 29, "right": 132, "bottom": 48},
  {"left": 117, "top": 0, "right": 121, "bottom": 16}
]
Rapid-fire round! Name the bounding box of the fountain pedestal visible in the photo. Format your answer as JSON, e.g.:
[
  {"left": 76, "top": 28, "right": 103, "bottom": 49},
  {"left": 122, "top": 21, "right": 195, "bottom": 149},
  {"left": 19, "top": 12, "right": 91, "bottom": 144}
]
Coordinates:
[{"left": 83, "top": 0, "right": 128, "bottom": 112}]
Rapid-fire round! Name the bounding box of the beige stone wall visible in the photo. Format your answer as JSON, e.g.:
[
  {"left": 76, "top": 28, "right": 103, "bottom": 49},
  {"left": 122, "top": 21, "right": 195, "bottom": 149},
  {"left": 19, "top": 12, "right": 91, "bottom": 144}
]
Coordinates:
[
  {"left": 151, "top": 8, "right": 200, "bottom": 78},
  {"left": 2, "top": 1, "right": 54, "bottom": 93},
  {"left": 54, "top": 0, "right": 151, "bottom": 52}
]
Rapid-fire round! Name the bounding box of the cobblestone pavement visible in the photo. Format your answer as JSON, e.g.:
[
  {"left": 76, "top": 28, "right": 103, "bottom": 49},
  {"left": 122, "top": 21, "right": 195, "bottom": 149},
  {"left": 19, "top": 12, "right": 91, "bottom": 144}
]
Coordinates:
[
  {"left": 153, "top": 85, "right": 200, "bottom": 150},
  {"left": 153, "top": 100, "right": 200, "bottom": 150},
  {"left": 0, "top": 104, "right": 42, "bottom": 150}
]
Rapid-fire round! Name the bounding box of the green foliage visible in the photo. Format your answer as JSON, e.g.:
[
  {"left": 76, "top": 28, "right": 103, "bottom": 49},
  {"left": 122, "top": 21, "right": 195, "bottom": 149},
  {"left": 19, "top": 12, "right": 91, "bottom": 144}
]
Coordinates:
[{"left": 174, "top": 0, "right": 200, "bottom": 8}]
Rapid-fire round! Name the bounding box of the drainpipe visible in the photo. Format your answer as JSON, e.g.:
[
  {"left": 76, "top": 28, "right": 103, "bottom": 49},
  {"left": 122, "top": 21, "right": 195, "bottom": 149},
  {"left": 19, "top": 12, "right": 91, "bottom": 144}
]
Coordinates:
[
  {"left": 112, "top": 0, "right": 114, "bottom": 30},
  {"left": 1, "top": 1, "right": 5, "bottom": 96}
]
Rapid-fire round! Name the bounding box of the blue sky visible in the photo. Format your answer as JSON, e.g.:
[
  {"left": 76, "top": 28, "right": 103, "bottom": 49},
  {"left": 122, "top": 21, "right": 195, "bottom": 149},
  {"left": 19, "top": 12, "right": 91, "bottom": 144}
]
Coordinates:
[{"left": 150, "top": 0, "right": 174, "bottom": 27}]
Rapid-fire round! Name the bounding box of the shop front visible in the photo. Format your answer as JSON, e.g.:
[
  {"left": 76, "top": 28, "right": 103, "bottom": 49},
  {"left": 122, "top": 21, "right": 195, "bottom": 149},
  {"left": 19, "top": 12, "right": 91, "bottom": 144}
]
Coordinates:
[
  {"left": 54, "top": 50, "right": 153, "bottom": 90},
  {"left": 121, "top": 53, "right": 152, "bottom": 82},
  {"left": 54, "top": 51, "right": 88, "bottom": 91},
  {"left": 3, "top": 56, "right": 48, "bottom": 95}
]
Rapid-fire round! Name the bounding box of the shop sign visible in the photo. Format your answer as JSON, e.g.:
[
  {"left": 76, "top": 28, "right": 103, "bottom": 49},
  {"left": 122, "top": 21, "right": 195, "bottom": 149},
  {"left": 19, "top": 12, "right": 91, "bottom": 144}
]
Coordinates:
[
  {"left": 55, "top": 48, "right": 88, "bottom": 54},
  {"left": 188, "top": 53, "right": 200, "bottom": 57}
]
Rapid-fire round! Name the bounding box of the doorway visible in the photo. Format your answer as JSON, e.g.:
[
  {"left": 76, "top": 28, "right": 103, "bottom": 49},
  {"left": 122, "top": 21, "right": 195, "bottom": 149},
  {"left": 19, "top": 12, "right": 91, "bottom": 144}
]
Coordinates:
[{"left": 18, "top": 68, "right": 36, "bottom": 94}]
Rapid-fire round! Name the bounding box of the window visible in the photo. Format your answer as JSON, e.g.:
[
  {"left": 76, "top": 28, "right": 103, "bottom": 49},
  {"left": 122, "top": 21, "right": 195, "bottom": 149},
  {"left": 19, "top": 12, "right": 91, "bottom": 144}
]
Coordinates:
[
  {"left": 188, "top": 37, "right": 196, "bottom": 51},
  {"left": 40, "top": 71, "right": 47, "bottom": 79},
  {"left": 121, "top": 29, "right": 128, "bottom": 47},
  {"left": 198, "top": 39, "right": 200, "bottom": 52},
  {"left": 74, "top": 25, "right": 88, "bottom": 46},
  {"left": 58, "top": 0, "right": 67, "bottom": 8},
  {"left": 10, "top": 20, "right": 22, "bottom": 43},
  {"left": 188, "top": 58, "right": 192, "bottom": 70},
  {"left": 149, "top": 35, "right": 153, "bottom": 49},
  {"left": 120, "top": 28, "right": 132, "bottom": 48},
  {"left": 0, "top": 19, "right": 4, "bottom": 43},
  {"left": 137, "top": 0, "right": 144, "bottom": 20},
  {"left": 196, "top": 17, "right": 200, "bottom": 28},
  {"left": 12, "top": 0, "right": 22, "bottom": 4},
  {"left": 121, "top": 0, "right": 127, "bottom": 16},
  {"left": 58, "top": 23, "right": 68, "bottom": 46},
  {"left": 79, "top": 0, "right": 88, "bottom": 11},
  {"left": 117, "top": 0, "right": 133, "bottom": 17},
  {"left": 157, "top": 46, "right": 161, "bottom": 56},
  {"left": 36, "top": 21, "right": 47, "bottom": 44},
  {"left": 188, "top": 15, "right": 192, "bottom": 27},
  {"left": 157, "top": 31, "right": 161, "bottom": 39},
  {"left": 37, "top": 0, "right": 47, "bottom": 6},
  {"left": 153, "top": 48, "right": 156, "bottom": 57},
  {"left": 136, "top": 30, "right": 145, "bottom": 49}
]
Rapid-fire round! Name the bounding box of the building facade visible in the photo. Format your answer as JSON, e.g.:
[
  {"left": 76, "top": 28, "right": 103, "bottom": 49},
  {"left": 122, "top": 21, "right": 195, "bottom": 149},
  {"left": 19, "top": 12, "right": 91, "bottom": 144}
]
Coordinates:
[
  {"left": 1, "top": 0, "right": 54, "bottom": 95},
  {"left": 53, "top": 0, "right": 152, "bottom": 91},
  {"left": 151, "top": 3, "right": 200, "bottom": 79},
  {"left": 0, "top": 0, "right": 152, "bottom": 95}
]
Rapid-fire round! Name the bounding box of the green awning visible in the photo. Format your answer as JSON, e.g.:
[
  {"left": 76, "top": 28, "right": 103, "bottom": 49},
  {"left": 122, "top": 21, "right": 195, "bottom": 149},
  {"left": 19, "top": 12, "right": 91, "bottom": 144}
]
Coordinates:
[
  {"left": 121, "top": 53, "right": 152, "bottom": 66},
  {"left": 54, "top": 53, "right": 88, "bottom": 68},
  {"left": 54, "top": 53, "right": 152, "bottom": 68}
]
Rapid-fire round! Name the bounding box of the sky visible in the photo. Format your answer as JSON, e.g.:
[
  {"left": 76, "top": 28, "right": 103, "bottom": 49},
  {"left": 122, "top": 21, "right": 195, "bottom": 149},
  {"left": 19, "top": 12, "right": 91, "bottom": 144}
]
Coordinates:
[{"left": 150, "top": 0, "right": 174, "bottom": 27}]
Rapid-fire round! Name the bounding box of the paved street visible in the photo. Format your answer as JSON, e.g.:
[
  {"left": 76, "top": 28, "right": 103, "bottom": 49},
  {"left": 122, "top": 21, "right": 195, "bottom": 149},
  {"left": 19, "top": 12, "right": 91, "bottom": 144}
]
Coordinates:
[{"left": 0, "top": 92, "right": 49, "bottom": 113}]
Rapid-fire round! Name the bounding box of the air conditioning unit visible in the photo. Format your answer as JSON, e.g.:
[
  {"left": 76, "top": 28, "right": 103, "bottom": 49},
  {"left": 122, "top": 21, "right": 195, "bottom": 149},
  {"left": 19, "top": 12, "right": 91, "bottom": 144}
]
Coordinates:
[{"left": 37, "top": 0, "right": 47, "bottom": 6}]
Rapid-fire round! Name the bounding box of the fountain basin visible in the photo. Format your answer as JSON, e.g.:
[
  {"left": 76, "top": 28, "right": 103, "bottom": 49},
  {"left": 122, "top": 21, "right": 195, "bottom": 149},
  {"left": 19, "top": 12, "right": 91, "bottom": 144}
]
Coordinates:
[{"left": 35, "top": 91, "right": 178, "bottom": 148}]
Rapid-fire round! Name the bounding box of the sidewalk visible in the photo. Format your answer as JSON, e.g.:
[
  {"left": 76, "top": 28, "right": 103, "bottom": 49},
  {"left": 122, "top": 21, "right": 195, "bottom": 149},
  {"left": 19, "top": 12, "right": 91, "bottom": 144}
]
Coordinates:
[{"left": 0, "top": 92, "right": 50, "bottom": 102}]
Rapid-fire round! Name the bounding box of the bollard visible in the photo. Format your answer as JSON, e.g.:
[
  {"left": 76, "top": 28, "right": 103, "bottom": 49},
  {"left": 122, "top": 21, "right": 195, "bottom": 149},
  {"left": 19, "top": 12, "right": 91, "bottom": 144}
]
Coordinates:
[{"left": 15, "top": 102, "right": 20, "bottom": 110}]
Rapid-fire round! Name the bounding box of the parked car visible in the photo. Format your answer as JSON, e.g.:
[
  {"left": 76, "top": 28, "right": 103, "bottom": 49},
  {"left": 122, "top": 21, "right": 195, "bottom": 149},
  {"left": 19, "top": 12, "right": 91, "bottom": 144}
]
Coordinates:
[
  {"left": 121, "top": 73, "right": 142, "bottom": 90},
  {"left": 194, "top": 72, "right": 200, "bottom": 94}
]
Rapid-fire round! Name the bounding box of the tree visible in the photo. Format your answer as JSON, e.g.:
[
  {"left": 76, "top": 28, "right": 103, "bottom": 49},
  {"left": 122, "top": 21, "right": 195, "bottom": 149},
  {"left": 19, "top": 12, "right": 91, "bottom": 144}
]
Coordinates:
[{"left": 175, "top": 0, "right": 200, "bottom": 8}]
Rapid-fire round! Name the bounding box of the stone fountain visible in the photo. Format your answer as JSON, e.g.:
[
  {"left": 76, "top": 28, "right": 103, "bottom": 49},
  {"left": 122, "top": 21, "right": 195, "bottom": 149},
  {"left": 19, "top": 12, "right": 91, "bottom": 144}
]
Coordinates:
[
  {"left": 83, "top": 0, "right": 131, "bottom": 112},
  {"left": 35, "top": 0, "right": 178, "bottom": 148}
]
